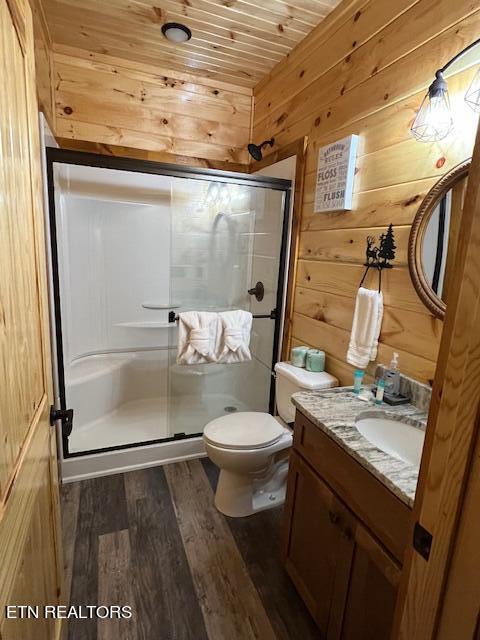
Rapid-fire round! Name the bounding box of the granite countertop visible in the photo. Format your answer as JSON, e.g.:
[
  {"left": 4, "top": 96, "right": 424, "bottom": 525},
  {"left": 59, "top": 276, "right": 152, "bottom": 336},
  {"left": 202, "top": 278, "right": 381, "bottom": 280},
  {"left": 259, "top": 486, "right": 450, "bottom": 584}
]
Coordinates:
[{"left": 292, "top": 387, "right": 428, "bottom": 507}]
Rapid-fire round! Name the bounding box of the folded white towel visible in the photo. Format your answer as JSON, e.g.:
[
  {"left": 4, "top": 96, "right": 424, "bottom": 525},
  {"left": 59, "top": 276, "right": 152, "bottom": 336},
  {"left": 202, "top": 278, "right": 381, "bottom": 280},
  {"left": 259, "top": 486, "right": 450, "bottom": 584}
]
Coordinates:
[
  {"left": 216, "top": 310, "right": 252, "bottom": 364},
  {"left": 176, "top": 311, "right": 218, "bottom": 365},
  {"left": 347, "top": 287, "right": 384, "bottom": 369}
]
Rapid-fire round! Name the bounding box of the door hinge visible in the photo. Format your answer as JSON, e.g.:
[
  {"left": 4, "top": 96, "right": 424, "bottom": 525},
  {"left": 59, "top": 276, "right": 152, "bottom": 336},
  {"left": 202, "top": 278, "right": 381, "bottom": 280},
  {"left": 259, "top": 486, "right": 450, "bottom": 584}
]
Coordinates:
[
  {"left": 50, "top": 405, "right": 74, "bottom": 437},
  {"left": 413, "top": 521, "right": 433, "bottom": 560}
]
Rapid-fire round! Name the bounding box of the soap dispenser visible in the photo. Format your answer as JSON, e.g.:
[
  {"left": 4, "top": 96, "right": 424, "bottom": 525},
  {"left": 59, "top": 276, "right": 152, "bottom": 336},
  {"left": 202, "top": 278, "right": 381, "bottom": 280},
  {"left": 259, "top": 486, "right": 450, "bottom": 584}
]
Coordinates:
[{"left": 384, "top": 352, "right": 400, "bottom": 397}]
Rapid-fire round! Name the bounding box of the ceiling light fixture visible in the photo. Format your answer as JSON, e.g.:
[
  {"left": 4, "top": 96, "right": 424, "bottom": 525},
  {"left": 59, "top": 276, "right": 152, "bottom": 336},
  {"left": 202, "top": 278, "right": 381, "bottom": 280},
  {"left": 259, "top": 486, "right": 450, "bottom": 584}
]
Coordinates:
[
  {"left": 161, "top": 22, "right": 192, "bottom": 43},
  {"left": 411, "top": 37, "right": 480, "bottom": 142}
]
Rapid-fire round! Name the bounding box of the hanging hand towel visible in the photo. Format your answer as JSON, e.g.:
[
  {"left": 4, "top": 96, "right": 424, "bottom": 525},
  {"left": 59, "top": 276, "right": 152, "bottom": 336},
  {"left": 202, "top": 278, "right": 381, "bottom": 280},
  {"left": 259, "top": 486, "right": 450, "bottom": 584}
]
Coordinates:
[
  {"left": 216, "top": 310, "right": 252, "bottom": 364},
  {"left": 346, "top": 287, "right": 384, "bottom": 369},
  {"left": 176, "top": 311, "right": 218, "bottom": 365}
]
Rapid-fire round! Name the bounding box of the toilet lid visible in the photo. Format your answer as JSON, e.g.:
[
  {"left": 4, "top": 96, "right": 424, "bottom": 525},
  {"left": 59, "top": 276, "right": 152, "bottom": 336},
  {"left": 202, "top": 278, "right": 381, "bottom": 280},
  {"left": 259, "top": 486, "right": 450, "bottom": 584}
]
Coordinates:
[{"left": 203, "top": 412, "right": 285, "bottom": 450}]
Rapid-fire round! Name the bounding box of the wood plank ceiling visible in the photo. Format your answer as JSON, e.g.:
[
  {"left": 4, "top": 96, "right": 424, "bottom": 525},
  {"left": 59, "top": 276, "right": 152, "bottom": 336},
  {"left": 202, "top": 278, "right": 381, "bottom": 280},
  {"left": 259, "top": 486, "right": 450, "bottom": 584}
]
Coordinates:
[{"left": 41, "top": 0, "right": 342, "bottom": 88}]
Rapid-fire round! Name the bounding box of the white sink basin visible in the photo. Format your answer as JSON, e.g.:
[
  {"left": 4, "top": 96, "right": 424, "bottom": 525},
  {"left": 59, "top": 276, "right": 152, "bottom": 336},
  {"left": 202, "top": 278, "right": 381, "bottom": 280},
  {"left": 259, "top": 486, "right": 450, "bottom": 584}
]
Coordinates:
[{"left": 355, "top": 416, "right": 425, "bottom": 467}]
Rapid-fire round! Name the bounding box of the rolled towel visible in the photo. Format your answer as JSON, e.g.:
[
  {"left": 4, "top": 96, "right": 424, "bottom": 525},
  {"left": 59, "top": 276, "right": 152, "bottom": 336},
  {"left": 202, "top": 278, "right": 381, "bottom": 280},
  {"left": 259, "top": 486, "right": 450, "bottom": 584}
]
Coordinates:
[
  {"left": 347, "top": 287, "right": 384, "bottom": 370},
  {"left": 216, "top": 310, "right": 252, "bottom": 364},
  {"left": 223, "top": 327, "right": 243, "bottom": 352},
  {"left": 189, "top": 327, "right": 211, "bottom": 357},
  {"left": 177, "top": 311, "right": 218, "bottom": 365}
]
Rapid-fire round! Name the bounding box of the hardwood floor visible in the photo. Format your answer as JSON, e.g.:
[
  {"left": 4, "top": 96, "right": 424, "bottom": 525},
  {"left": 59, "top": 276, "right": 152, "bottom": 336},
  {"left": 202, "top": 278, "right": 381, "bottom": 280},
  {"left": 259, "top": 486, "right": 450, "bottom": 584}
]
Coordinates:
[{"left": 61, "top": 458, "right": 321, "bottom": 640}]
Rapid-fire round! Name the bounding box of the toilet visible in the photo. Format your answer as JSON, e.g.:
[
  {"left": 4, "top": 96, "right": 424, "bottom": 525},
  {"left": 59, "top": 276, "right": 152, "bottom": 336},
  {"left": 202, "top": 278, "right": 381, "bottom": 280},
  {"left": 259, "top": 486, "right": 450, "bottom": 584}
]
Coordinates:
[{"left": 203, "top": 361, "right": 338, "bottom": 517}]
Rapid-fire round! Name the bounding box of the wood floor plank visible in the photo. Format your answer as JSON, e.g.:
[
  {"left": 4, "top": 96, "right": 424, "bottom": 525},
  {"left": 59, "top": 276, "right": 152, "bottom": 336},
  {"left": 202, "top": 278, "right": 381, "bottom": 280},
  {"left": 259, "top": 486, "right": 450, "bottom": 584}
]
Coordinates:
[
  {"left": 68, "top": 474, "right": 129, "bottom": 640},
  {"left": 60, "top": 482, "right": 81, "bottom": 606},
  {"left": 62, "top": 462, "right": 323, "bottom": 640},
  {"left": 164, "top": 460, "right": 278, "bottom": 640},
  {"left": 124, "top": 467, "right": 209, "bottom": 640},
  {"left": 98, "top": 529, "right": 138, "bottom": 640},
  {"left": 200, "top": 459, "right": 322, "bottom": 640},
  {"left": 60, "top": 482, "right": 81, "bottom": 640}
]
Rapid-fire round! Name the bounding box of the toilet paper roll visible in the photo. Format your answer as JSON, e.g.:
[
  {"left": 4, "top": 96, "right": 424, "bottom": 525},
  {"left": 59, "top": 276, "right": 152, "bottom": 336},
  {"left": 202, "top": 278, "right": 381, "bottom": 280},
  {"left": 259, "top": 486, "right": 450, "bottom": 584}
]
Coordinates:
[
  {"left": 306, "top": 349, "right": 325, "bottom": 372},
  {"left": 291, "top": 346, "right": 309, "bottom": 368}
]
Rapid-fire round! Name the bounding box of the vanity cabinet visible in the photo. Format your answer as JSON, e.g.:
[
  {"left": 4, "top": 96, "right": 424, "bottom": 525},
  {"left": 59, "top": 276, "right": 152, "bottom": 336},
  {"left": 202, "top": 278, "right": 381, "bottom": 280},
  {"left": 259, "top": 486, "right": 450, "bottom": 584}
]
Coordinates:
[
  {"left": 284, "top": 411, "right": 408, "bottom": 639},
  {"left": 285, "top": 451, "right": 355, "bottom": 633},
  {"left": 340, "top": 524, "right": 400, "bottom": 640}
]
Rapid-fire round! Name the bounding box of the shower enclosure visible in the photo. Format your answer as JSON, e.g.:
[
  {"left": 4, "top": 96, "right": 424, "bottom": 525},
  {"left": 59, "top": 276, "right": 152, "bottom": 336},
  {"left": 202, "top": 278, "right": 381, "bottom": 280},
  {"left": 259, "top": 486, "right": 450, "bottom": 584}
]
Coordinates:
[{"left": 47, "top": 149, "right": 290, "bottom": 464}]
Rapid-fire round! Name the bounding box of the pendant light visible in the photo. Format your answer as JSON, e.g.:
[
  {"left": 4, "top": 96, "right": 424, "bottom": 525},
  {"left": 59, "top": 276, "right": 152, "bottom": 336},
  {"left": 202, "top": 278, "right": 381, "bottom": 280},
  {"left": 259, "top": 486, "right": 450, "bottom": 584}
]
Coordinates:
[
  {"left": 411, "top": 38, "right": 480, "bottom": 142},
  {"left": 411, "top": 71, "right": 453, "bottom": 142}
]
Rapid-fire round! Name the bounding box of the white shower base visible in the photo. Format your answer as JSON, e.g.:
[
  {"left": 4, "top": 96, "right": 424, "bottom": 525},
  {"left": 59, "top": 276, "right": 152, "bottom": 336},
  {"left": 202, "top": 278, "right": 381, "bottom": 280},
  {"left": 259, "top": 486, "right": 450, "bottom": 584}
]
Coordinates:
[
  {"left": 68, "top": 397, "right": 168, "bottom": 453},
  {"left": 62, "top": 353, "right": 268, "bottom": 481},
  {"left": 62, "top": 437, "right": 207, "bottom": 483},
  {"left": 68, "top": 392, "right": 250, "bottom": 454}
]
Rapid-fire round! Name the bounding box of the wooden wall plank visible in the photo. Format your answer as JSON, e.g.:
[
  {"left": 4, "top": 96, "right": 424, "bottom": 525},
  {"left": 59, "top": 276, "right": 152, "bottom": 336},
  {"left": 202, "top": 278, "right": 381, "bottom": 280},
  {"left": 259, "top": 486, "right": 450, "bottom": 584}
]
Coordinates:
[
  {"left": 294, "top": 287, "right": 442, "bottom": 362},
  {"left": 255, "top": 0, "right": 416, "bottom": 115},
  {"left": 55, "top": 91, "right": 249, "bottom": 147},
  {"left": 299, "top": 225, "right": 410, "bottom": 265},
  {"left": 52, "top": 48, "right": 252, "bottom": 165},
  {"left": 296, "top": 261, "right": 431, "bottom": 315},
  {"left": 299, "top": 67, "right": 479, "bottom": 174},
  {"left": 254, "top": 0, "right": 480, "bottom": 382},
  {"left": 54, "top": 60, "right": 251, "bottom": 124},
  {"left": 301, "top": 179, "right": 437, "bottom": 232},
  {"left": 254, "top": 4, "right": 480, "bottom": 138},
  {"left": 55, "top": 137, "right": 249, "bottom": 173},
  {"left": 292, "top": 312, "right": 436, "bottom": 384},
  {"left": 55, "top": 117, "right": 248, "bottom": 164},
  {"left": 28, "top": 0, "right": 55, "bottom": 129}
]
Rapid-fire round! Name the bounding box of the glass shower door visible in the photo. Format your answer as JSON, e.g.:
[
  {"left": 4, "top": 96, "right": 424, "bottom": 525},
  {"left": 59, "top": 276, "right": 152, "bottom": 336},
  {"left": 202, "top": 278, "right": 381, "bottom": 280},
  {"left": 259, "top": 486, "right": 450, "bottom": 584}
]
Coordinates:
[
  {"left": 52, "top": 162, "right": 175, "bottom": 455},
  {"left": 167, "top": 177, "right": 287, "bottom": 438},
  {"left": 49, "top": 149, "right": 290, "bottom": 457}
]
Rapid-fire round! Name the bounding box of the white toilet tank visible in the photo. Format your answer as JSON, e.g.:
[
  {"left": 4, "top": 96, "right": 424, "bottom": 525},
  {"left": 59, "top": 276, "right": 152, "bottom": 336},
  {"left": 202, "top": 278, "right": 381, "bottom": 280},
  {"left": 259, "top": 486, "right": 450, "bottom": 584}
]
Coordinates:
[{"left": 274, "top": 361, "right": 338, "bottom": 424}]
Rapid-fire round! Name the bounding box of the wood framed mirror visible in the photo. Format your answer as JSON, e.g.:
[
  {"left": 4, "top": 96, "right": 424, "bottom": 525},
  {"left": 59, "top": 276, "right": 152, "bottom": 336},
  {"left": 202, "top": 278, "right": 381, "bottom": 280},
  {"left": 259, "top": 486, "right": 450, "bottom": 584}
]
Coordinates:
[{"left": 408, "top": 159, "right": 470, "bottom": 319}]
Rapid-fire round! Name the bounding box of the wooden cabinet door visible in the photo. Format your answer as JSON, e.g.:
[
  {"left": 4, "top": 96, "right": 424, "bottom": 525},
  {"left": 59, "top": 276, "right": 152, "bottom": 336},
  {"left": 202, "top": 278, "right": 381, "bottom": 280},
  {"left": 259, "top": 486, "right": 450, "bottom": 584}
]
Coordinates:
[
  {"left": 0, "top": 0, "right": 63, "bottom": 638},
  {"left": 340, "top": 524, "right": 401, "bottom": 640},
  {"left": 284, "top": 451, "right": 355, "bottom": 635}
]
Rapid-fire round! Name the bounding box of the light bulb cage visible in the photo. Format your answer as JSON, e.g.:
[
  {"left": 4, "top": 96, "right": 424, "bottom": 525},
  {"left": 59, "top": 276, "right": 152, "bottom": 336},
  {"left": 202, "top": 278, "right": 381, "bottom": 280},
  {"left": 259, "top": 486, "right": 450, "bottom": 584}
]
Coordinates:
[
  {"left": 411, "top": 37, "right": 480, "bottom": 142},
  {"left": 411, "top": 70, "right": 454, "bottom": 142},
  {"left": 465, "top": 67, "right": 480, "bottom": 113}
]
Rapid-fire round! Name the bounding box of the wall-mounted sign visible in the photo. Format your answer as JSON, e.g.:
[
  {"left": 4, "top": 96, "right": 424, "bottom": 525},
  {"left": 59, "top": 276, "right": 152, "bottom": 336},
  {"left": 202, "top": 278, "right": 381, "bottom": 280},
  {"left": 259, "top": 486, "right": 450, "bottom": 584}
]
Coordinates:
[{"left": 314, "top": 134, "right": 358, "bottom": 212}]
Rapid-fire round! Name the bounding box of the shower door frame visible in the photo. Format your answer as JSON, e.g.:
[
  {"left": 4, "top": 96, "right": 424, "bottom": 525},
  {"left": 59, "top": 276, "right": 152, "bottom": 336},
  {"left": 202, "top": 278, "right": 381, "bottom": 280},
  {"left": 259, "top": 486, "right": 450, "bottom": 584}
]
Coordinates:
[{"left": 46, "top": 148, "right": 291, "bottom": 459}]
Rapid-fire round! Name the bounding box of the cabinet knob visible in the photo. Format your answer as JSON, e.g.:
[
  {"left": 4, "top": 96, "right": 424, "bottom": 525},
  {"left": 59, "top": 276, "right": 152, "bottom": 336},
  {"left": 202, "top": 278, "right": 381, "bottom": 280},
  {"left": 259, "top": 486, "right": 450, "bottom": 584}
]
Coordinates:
[
  {"left": 343, "top": 527, "right": 353, "bottom": 541},
  {"left": 328, "top": 510, "right": 339, "bottom": 525}
]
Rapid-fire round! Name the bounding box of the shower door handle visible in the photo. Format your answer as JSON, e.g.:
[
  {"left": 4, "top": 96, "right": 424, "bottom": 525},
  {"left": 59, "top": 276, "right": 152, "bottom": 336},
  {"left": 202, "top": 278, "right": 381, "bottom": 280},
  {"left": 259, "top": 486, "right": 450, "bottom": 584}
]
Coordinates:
[{"left": 248, "top": 281, "right": 264, "bottom": 302}]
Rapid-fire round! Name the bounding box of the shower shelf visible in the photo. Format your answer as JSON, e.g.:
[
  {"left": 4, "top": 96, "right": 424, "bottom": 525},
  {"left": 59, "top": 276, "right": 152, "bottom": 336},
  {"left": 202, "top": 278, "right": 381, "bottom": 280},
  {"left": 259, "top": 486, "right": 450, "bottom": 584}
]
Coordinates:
[
  {"left": 142, "top": 302, "right": 181, "bottom": 310},
  {"left": 115, "top": 321, "right": 175, "bottom": 329}
]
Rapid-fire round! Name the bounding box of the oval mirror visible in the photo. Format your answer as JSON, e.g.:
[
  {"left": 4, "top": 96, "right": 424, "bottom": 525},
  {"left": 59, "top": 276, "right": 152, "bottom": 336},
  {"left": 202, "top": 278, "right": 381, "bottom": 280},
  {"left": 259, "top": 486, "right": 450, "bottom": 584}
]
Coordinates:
[{"left": 408, "top": 160, "right": 470, "bottom": 320}]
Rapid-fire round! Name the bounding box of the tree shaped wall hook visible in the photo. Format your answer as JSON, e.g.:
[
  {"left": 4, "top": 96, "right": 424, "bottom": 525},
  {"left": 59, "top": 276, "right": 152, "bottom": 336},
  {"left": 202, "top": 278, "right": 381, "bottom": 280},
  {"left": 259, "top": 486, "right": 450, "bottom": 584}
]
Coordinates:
[{"left": 364, "top": 224, "right": 396, "bottom": 269}]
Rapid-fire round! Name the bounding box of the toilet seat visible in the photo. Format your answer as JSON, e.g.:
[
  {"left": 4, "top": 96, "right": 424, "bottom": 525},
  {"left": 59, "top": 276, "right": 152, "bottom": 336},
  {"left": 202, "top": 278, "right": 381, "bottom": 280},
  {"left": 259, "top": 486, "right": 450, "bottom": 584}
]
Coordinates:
[{"left": 203, "top": 412, "right": 285, "bottom": 450}]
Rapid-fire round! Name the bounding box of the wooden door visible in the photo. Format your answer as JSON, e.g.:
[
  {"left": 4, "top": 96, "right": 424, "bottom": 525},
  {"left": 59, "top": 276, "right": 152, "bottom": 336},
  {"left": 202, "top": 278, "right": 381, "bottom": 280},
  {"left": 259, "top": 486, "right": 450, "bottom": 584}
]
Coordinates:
[
  {"left": 435, "top": 409, "right": 480, "bottom": 639},
  {"left": 283, "top": 451, "right": 354, "bottom": 635},
  {"left": 393, "top": 119, "right": 480, "bottom": 639},
  {"left": 340, "top": 524, "right": 401, "bottom": 640},
  {"left": 0, "top": 0, "right": 63, "bottom": 638}
]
